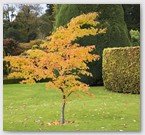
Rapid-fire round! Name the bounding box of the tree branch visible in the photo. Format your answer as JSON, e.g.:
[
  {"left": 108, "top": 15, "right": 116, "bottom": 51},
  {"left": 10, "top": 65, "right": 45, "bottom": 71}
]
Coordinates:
[{"left": 67, "top": 91, "right": 73, "bottom": 97}]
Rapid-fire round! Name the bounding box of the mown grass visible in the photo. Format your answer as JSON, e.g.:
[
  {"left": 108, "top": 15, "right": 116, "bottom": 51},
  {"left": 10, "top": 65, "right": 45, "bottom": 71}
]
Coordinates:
[{"left": 3, "top": 83, "right": 140, "bottom": 131}]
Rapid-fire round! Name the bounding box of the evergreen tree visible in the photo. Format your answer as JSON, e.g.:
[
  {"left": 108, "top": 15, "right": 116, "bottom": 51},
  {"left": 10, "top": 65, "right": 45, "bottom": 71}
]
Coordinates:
[
  {"left": 54, "top": 4, "right": 131, "bottom": 85},
  {"left": 123, "top": 4, "right": 140, "bottom": 31}
]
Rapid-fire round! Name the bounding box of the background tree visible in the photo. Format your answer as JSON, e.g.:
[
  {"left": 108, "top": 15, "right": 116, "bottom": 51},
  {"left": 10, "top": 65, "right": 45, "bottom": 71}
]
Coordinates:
[
  {"left": 38, "top": 4, "right": 55, "bottom": 39},
  {"left": 3, "top": 4, "right": 16, "bottom": 22},
  {"left": 122, "top": 4, "right": 140, "bottom": 46},
  {"left": 4, "top": 26, "right": 20, "bottom": 41},
  {"left": 4, "top": 4, "right": 41, "bottom": 42},
  {"left": 123, "top": 4, "right": 140, "bottom": 31},
  {"left": 54, "top": 4, "right": 131, "bottom": 86},
  {"left": 14, "top": 4, "right": 42, "bottom": 42},
  {"left": 3, "top": 4, "right": 55, "bottom": 42},
  {"left": 3, "top": 4, "right": 19, "bottom": 40},
  {"left": 4, "top": 12, "right": 106, "bottom": 125},
  {"left": 45, "top": 4, "right": 54, "bottom": 15}
]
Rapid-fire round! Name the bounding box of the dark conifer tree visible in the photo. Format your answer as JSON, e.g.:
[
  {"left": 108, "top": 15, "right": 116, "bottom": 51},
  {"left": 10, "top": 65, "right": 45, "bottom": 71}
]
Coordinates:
[{"left": 54, "top": 4, "right": 131, "bottom": 86}]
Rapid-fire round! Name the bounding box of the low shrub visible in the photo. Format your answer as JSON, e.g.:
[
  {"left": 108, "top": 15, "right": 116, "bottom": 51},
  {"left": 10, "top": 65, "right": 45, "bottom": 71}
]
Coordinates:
[
  {"left": 102, "top": 46, "right": 140, "bottom": 94},
  {"left": 18, "top": 39, "right": 44, "bottom": 51},
  {"left": 18, "top": 43, "right": 32, "bottom": 50},
  {"left": 130, "top": 29, "right": 140, "bottom": 46},
  {"left": 3, "top": 38, "right": 23, "bottom": 56},
  {"left": 3, "top": 38, "right": 23, "bottom": 75},
  {"left": 29, "top": 39, "right": 43, "bottom": 46}
]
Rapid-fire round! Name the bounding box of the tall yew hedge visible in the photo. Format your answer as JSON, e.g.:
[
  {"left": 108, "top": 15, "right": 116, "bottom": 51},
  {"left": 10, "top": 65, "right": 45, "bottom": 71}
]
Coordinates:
[{"left": 54, "top": 4, "right": 131, "bottom": 85}]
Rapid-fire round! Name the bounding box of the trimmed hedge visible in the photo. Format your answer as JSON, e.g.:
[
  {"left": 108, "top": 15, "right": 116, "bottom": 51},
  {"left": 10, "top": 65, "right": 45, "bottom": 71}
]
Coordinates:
[
  {"left": 3, "top": 78, "right": 50, "bottom": 84},
  {"left": 102, "top": 46, "right": 140, "bottom": 94},
  {"left": 3, "top": 78, "right": 23, "bottom": 84}
]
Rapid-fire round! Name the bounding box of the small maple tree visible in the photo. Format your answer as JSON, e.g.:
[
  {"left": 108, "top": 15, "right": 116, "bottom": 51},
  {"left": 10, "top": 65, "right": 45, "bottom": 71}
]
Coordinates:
[{"left": 4, "top": 12, "right": 106, "bottom": 125}]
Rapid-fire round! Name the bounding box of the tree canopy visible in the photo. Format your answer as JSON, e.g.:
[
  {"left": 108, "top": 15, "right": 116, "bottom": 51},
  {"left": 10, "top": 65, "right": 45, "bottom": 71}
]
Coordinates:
[{"left": 4, "top": 12, "right": 106, "bottom": 124}]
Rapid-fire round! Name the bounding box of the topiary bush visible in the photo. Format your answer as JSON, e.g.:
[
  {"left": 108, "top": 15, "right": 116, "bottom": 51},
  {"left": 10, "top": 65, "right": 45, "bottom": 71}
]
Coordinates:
[{"left": 102, "top": 46, "right": 140, "bottom": 94}]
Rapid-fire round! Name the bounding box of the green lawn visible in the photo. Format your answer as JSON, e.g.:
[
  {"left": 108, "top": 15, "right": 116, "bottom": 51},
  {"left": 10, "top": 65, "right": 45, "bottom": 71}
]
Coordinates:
[{"left": 3, "top": 83, "right": 140, "bottom": 131}]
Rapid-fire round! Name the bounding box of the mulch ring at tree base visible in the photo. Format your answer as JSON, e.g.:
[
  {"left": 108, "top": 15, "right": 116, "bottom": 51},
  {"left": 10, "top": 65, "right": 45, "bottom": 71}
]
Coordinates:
[
  {"left": 35, "top": 119, "right": 75, "bottom": 126},
  {"left": 46, "top": 120, "right": 75, "bottom": 126}
]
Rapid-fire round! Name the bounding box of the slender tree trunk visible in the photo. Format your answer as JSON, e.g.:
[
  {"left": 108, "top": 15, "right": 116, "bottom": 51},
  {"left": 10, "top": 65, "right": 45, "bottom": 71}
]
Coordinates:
[{"left": 61, "top": 95, "right": 66, "bottom": 125}]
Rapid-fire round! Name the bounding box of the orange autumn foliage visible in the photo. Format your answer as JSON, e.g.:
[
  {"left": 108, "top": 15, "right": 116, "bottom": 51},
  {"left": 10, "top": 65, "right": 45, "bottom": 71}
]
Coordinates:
[{"left": 4, "top": 12, "right": 106, "bottom": 97}]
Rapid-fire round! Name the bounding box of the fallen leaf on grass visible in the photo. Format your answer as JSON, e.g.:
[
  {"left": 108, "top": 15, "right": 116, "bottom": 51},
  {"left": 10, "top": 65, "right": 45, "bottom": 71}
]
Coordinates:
[
  {"left": 133, "top": 120, "right": 136, "bottom": 122},
  {"left": 72, "top": 113, "right": 76, "bottom": 116},
  {"left": 120, "top": 124, "right": 127, "bottom": 128},
  {"left": 34, "top": 119, "right": 44, "bottom": 125},
  {"left": 46, "top": 120, "right": 60, "bottom": 126},
  {"left": 94, "top": 109, "right": 97, "bottom": 111}
]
